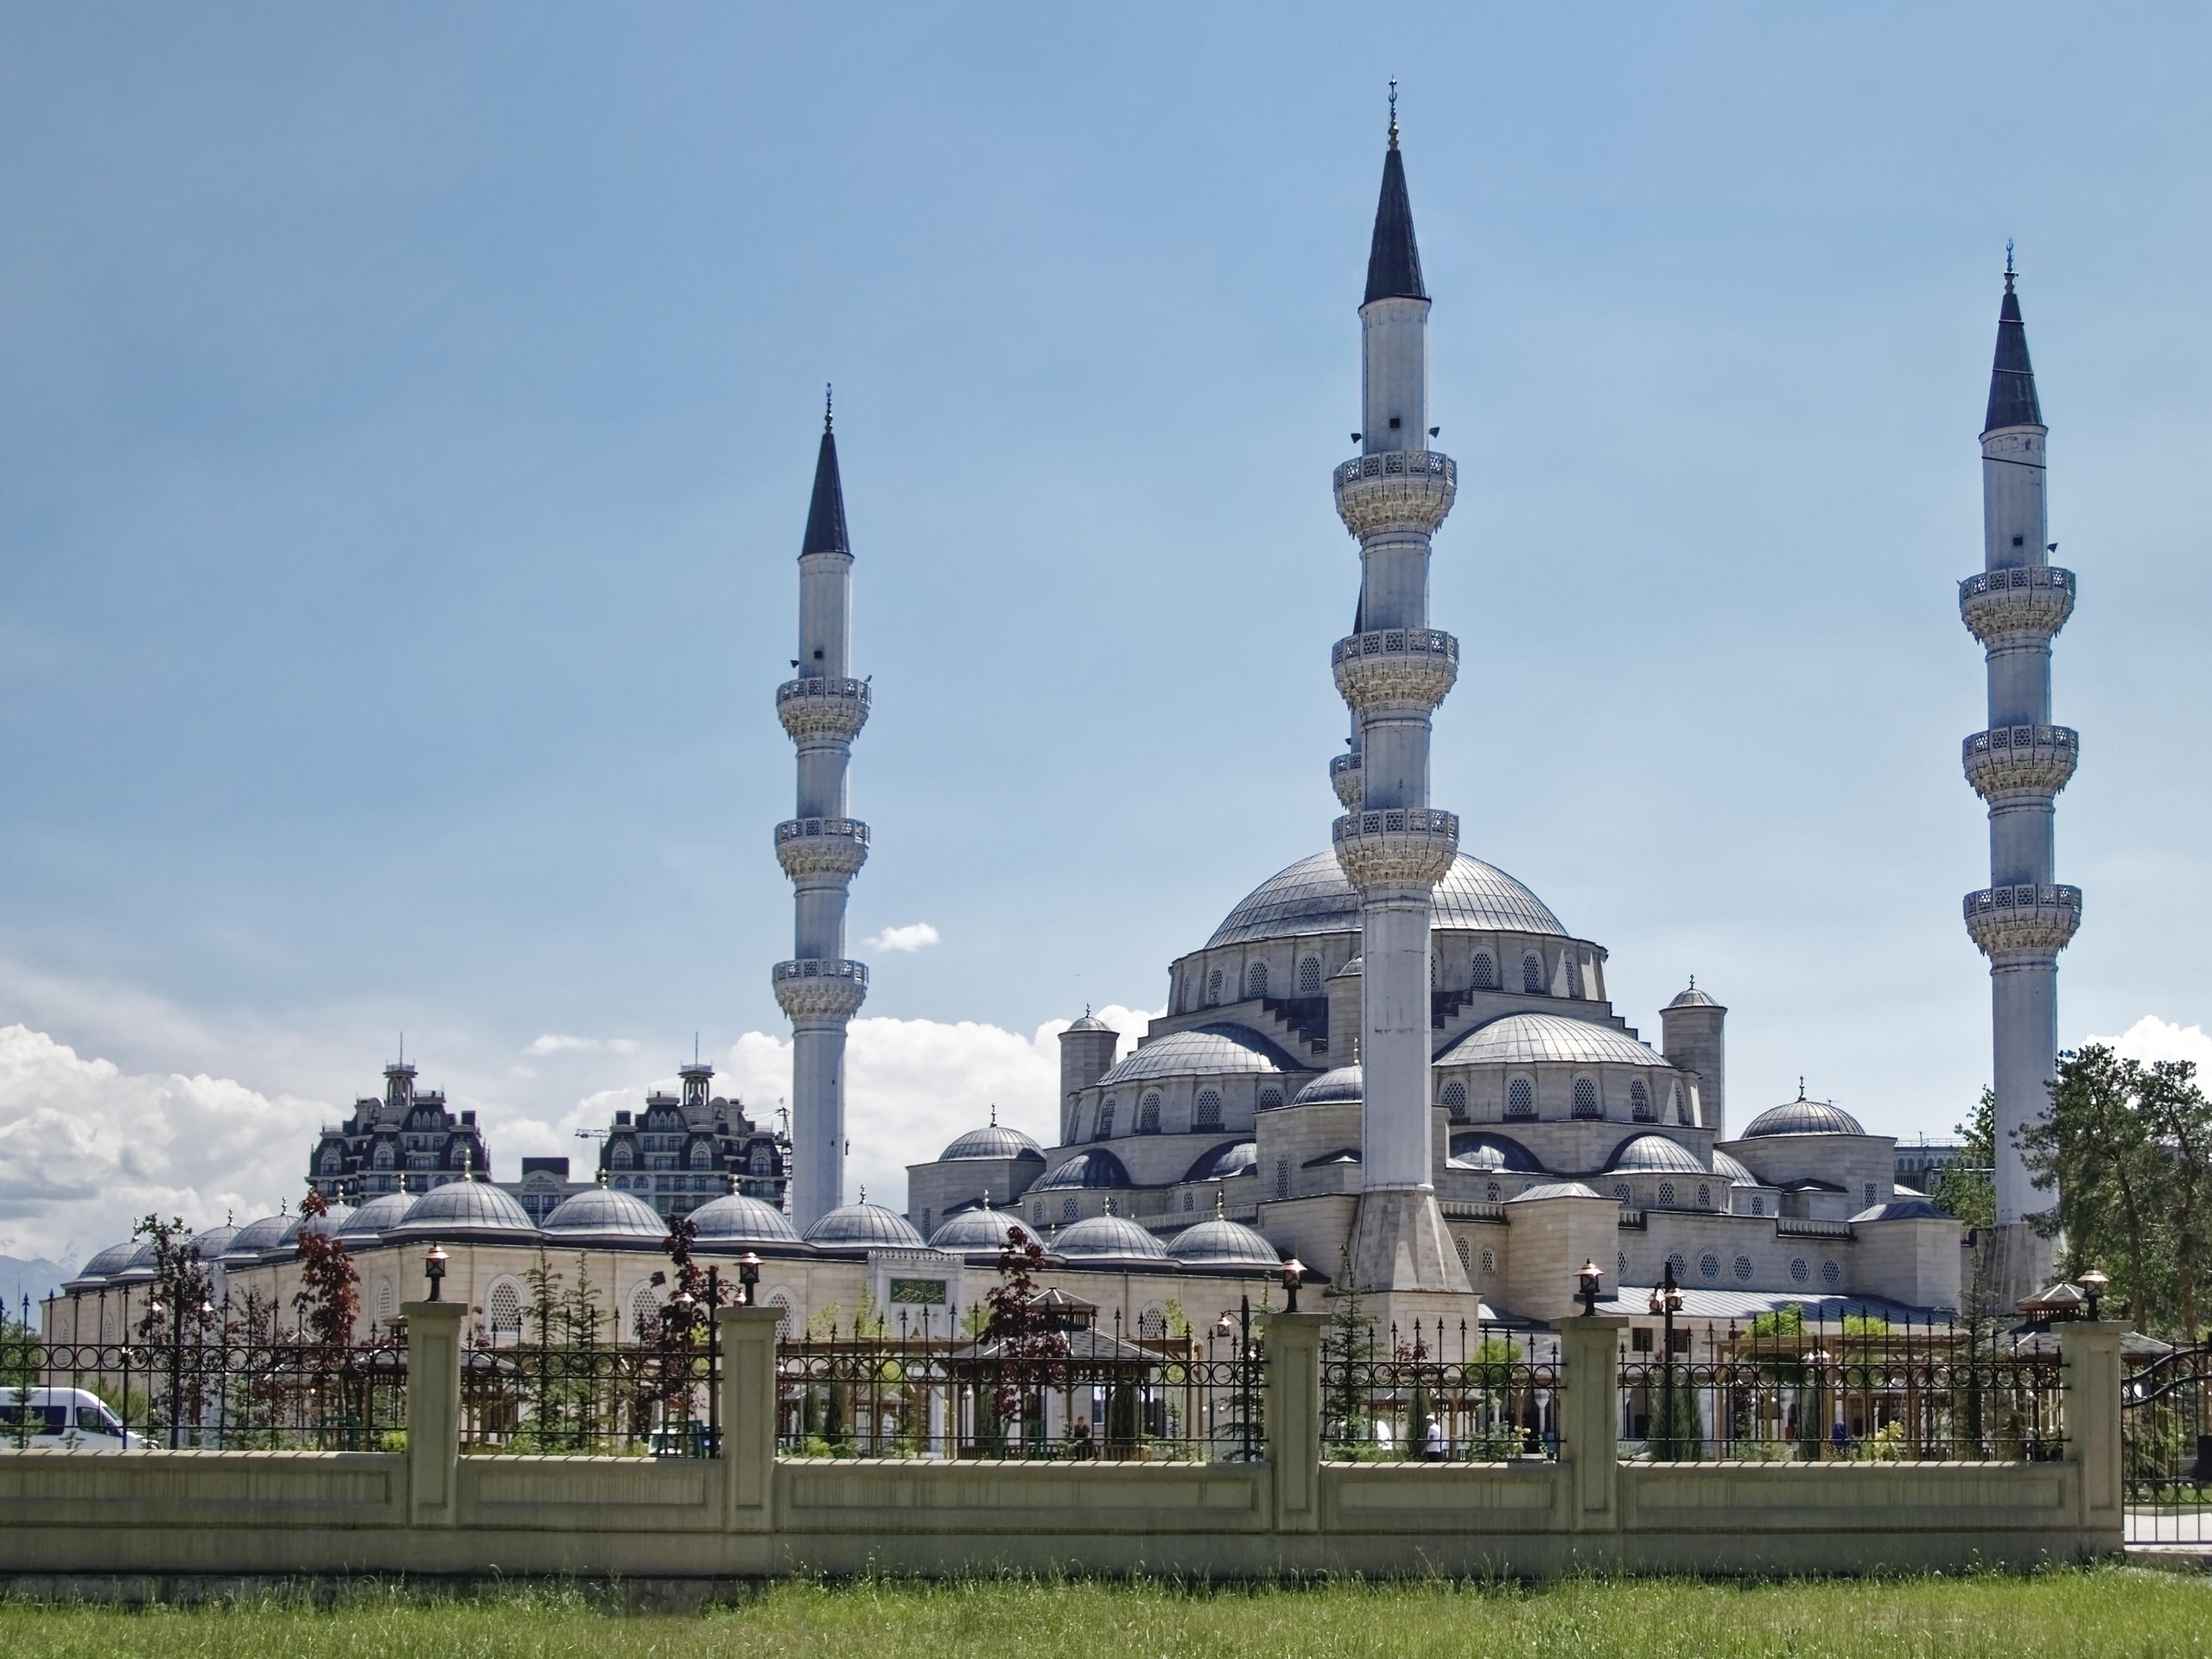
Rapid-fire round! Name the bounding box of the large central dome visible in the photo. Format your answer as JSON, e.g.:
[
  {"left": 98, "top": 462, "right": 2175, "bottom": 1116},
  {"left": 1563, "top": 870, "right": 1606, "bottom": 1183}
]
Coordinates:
[{"left": 1207, "top": 851, "right": 1567, "bottom": 949}]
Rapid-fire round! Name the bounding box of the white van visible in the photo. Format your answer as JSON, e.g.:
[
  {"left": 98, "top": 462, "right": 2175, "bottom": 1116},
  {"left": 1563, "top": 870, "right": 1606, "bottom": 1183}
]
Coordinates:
[{"left": 0, "top": 1387, "right": 146, "bottom": 1450}]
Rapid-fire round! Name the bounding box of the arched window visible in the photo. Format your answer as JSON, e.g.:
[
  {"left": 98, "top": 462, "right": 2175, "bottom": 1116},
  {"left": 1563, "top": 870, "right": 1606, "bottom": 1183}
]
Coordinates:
[
  {"left": 1274, "top": 1159, "right": 1290, "bottom": 1200},
  {"left": 1567, "top": 956, "right": 1583, "bottom": 999},
  {"left": 373, "top": 1144, "right": 393, "bottom": 1169},
  {"left": 1194, "top": 1090, "right": 1222, "bottom": 1129},
  {"left": 1669, "top": 1084, "right": 1688, "bottom": 1126},
  {"left": 612, "top": 1143, "right": 634, "bottom": 1170},
  {"left": 1696, "top": 1183, "right": 1711, "bottom": 1209},
  {"left": 1206, "top": 969, "right": 1223, "bottom": 1004},
  {"left": 487, "top": 1278, "right": 523, "bottom": 1341},
  {"left": 690, "top": 1141, "right": 714, "bottom": 1171},
  {"left": 375, "top": 1281, "right": 396, "bottom": 1327},
  {"left": 920, "top": 1208, "right": 931, "bottom": 1236},
  {"left": 1864, "top": 1182, "right": 1877, "bottom": 1210},
  {"left": 1480, "top": 1248, "right": 1497, "bottom": 1274},
  {"left": 1455, "top": 1237, "right": 1471, "bottom": 1272},
  {"left": 1750, "top": 1194, "right": 1765, "bottom": 1217},
  {"left": 1430, "top": 956, "right": 1439, "bottom": 988},
  {"left": 1617, "top": 1252, "right": 1628, "bottom": 1280},
  {"left": 1139, "top": 1093, "right": 1162, "bottom": 1134},
  {"left": 1299, "top": 957, "right": 1322, "bottom": 996},
  {"left": 1613, "top": 1182, "right": 1632, "bottom": 1204},
  {"left": 1258, "top": 1087, "right": 1284, "bottom": 1110},
  {"left": 320, "top": 1148, "right": 343, "bottom": 1175},
  {"left": 1572, "top": 1077, "right": 1599, "bottom": 1118},
  {"left": 1246, "top": 963, "right": 1268, "bottom": 998},
  {"left": 1062, "top": 1198, "right": 1077, "bottom": 1221},
  {"left": 1139, "top": 1305, "right": 1168, "bottom": 1340},
  {"left": 1656, "top": 1181, "right": 1676, "bottom": 1207},
  {"left": 751, "top": 1146, "right": 772, "bottom": 1175},
  {"left": 1507, "top": 1077, "right": 1535, "bottom": 1117},
  {"left": 1096, "top": 1102, "right": 1116, "bottom": 1140},
  {"left": 627, "top": 1283, "right": 658, "bottom": 1342},
  {"left": 768, "top": 1292, "right": 793, "bottom": 1336},
  {"left": 1522, "top": 955, "right": 1544, "bottom": 994},
  {"left": 1441, "top": 1081, "right": 1468, "bottom": 1122},
  {"left": 1182, "top": 1191, "right": 1193, "bottom": 1211},
  {"left": 1630, "top": 1081, "right": 1652, "bottom": 1121},
  {"left": 1471, "top": 951, "right": 1497, "bottom": 990}
]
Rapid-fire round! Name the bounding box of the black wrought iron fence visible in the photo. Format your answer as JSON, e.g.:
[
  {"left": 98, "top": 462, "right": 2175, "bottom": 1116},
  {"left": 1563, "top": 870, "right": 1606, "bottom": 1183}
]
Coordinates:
[
  {"left": 1320, "top": 1319, "right": 1560, "bottom": 1461},
  {"left": 2126, "top": 1340, "right": 2212, "bottom": 1546},
  {"left": 1617, "top": 1310, "right": 2066, "bottom": 1462},
  {"left": 776, "top": 1313, "right": 1262, "bottom": 1462},
  {"left": 461, "top": 1332, "right": 721, "bottom": 1457}
]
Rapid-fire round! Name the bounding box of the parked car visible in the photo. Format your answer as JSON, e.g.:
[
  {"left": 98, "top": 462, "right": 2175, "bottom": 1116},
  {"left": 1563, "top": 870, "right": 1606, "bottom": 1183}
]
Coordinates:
[{"left": 0, "top": 1387, "right": 146, "bottom": 1449}]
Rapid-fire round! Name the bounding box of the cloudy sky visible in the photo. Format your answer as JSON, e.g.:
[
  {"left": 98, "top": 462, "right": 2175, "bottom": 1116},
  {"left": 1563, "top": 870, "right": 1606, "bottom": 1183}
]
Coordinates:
[{"left": 3, "top": 6, "right": 2209, "bottom": 1269}]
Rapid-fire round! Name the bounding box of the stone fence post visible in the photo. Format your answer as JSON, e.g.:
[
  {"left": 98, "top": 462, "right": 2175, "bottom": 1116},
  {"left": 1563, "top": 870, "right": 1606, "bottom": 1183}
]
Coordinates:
[
  {"left": 1265, "top": 1312, "right": 1325, "bottom": 1533},
  {"left": 2058, "top": 1318, "right": 2125, "bottom": 1547},
  {"left": 1557, "top": 1316, "right": 1624, "bottom": 1532},
  {"left": 718, "top": 1306, "right": 783, "bottom": 1532},
  {"left": 401, "top": 1300, "right": 464, "bottom": 1528}
]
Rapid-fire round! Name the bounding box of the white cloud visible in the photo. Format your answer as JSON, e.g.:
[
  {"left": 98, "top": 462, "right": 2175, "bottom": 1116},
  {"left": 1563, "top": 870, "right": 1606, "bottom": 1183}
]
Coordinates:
[
  {"left": 865, "top": 923, "right": 941, "bottom": 954},
  {"left": 524, "top": 1033, "right": 639, "bottom": 1057},
  {"left": 2095, "top": 1015, "right": 2212, "bottom": 1071}
]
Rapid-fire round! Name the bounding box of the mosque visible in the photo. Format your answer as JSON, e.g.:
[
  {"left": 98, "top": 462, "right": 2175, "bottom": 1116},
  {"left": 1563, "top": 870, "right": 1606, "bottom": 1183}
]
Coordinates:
[{"left": 53, "top": 101, "right": 2078, "bottom": 1346}]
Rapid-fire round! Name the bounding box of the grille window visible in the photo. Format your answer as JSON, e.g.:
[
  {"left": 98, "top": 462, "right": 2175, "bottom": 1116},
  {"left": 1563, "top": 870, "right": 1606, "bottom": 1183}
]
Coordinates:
[
  {"left": 1790, "top": 1258, "right": 1810, "bottom": 1284},
  {"left": 1139, "top": 1094, "right": 1162, "bottom": 1134},
  {"left": 1246, "top": 963, "right": 1268, "bottom": 998},
  {"left": 1471, "top": 951, "right": 1496, "bottom": 990},
  {"left": 1696, "top": 1184, "right": 1711, "bottom": 1209},
  {"left": 1572, "top": 1077, "right": 1599, "bottom": 1118},
  {"left": 1734, "top": 1255, "right": 1753, "bottom": 1281},
  {"left": 1613, "top": 1183, "right": 1632, "bottom": 1204},
  {"left": 1522, "top": 955, "right": 1543, "bottom": 994},
  {"left": 1258, "top": 1087, "right": 1283, "bottom": 1109},
  {"left": 1299, "top": 957, "right": 1322, "bottom": 995},
  {"left": 1630, "top": 1081, "right": 1652, "bottom": 1121},
  {"left": 488, "top": 1280, "right": 521, "bottom": 1337},
  {"left": 1206, "top": 969, "right": 1223, "bottom": 1004},
  {"left": 1507, "top": 1077, "right": 1535, "bottom": 1117},
  {"left": 1194, "top": 1090, "right": 1222, "bottom": 1129},
  {"left": 1455, "top": 1237, "right": 1471, "bottom": 1271},
  {"left": 1441, "top": 1081, "right": 1468, "bottom": 1121},
  {"left": 1657, "top": 1182, "right": 1676, "bottom": 1207},
  {"left": 1274, "top": 1159, "right": 1290, "bottom": 1200},
  {"left": 1822, "top": 1259, "right": 1843, "bottom": 1287},
  {"left": 1096, "top": 1103, "right": 1115, "bottom": 1140}
]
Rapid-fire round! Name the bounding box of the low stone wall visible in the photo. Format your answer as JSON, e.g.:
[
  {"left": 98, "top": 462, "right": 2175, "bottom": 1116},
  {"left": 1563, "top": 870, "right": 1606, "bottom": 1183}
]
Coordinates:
[{"left": 0, "top": 1306, "right": 2126, "bottom": 1580}]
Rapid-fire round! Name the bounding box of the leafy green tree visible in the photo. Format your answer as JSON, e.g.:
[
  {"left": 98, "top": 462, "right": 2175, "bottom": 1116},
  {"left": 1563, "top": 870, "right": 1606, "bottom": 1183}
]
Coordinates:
[{"left": 1930, "top": 1089, "right": 1997, "bottom": 1231}]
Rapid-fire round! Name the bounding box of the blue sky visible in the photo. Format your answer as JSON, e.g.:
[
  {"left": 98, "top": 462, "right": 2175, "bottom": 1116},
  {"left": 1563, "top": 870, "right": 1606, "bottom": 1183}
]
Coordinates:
[{"left": 3, "top": 5, "right": 2209, "bottom": 1265}]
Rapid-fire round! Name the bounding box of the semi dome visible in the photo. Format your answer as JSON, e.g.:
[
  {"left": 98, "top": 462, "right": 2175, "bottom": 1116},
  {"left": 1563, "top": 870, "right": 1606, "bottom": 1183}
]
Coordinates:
[
  {"left": 928, "top": 1205, "right": 1038, "bottom": 1254},
  {"left": 1446, "top": 1131, "right": 1545, "bottom": 1173},
  {"left": 219, "top": 1212, "right": 294, "bottom": 1265},
  {"left": 1293, "top": 1065, "right": 1363, "bottom": 1106},
  {"left": 1207, "top": 850, "right": 1567, "bottom": 949},
  {"left": 803, "top": 1202, "right": 925, "bottom": 1252},
  {"left": 1032, "top": 1149, "right": 1134, "bottom": 1191},
  {"left": 1712, "top": 1150, "right": 1761, "bottom": 1188},
  {"left": 1438, "top": 1014, "right": 1669, "bottom": 1069},
  {"left": 543, "top": 1185, "right": 667, "bottom": 1243},
  {"left": 939, "top": 1124, "right": 1046, "bottom": 1162},
  {"left": 71, "top": 1241, "right": 140, "bottom": 1285},
  {"left": 688, "top": 1193, "right": 801, "bottom": 1245},
  {"left": 1166, "top": 1216, "right": 1281, "bottom": 1268},
  {"left": 1096, "top": 1025, "right": 1292, "bottom": 1086},
  {"left": 1742, "top": 1098, "right": 1866, "bottom": 1138},
  {"left": 1604, "top": 1134, "right": 1708, "bottom": 1175},
  {"left": 276, "top": 1203, "right": 355, "bottom": 1251},
  {"left": 335, "top": 1192, "right": 418, "bottom": 1242},
  {"left": 384, "top": 1180, "right": 539, "bottom": 1241},
  {"left": 1183, "top": 1141, "right": 1258, "bottom": 1183},
  {"left": 1054, "top": 1213, "right": 1169, "bottom": 1263}
]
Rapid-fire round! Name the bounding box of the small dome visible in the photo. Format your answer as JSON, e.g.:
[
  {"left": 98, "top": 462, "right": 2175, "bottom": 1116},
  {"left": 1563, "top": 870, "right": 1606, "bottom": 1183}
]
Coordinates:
[
  {"left": 1065, "top": 1013, "right": 1115, "bottom": 1033},
  {"left": 1447, "top": 1131, "right": 1545, "bottom": 1174},
  {"left": 1507, "top": 1180, "right": 1604, "bottom": 1204},
  {"left": 220, "top": 1213, "right": 295, "bottom": 1265},
  {"left": 1293, "top": 1065, "right": 1363, "bottom": 1106},
  {"left": 1096, "top": 1026, "right": 1293, "bottom": 1086},
  {"left": 543, "top": 1186, "right": 667, "bottom": 1243},
  {"left": 804, "top": 1202, "right": 925, "bottom": 1251},
  {"left": 1666, "top": 982, "right": 1723, "bottom": 1009},
  {"left": 928, "top": 1205, "right": 1039, "bottom": 1254},
  {"left": 688, "top": 1193, "right": 800, "bottom": 1245},
  {"left": 1183, "top": 1141, "right": 1257, "bottom": 1183},
  {"left": 1851, "top": 1198, "right": 1948, "bottom": 1224},
  {"left": 1712, "top": 1150, "right": 1760, "bottom": 1188},
  {"left": 939, "top": 1124, "right": 1046, "bottom": 1162},
  {"left": 1166, "top": 1216, "right": 1280, "bottom": 1268},
  {"left": 71, "top": 1240, "right": 140, "bottom": 1284},
  {"left": 1604, "top": 1134, "right": 1708, "bottom": 1175},
  {"left": 1742, "top": 1099, "right": 1866, "bottom": 1138},
  {"left": 335, "top": 1192, "right": 418, "bottom": 1242},
  {"left": 385, "top": 1180, "right": 539, "bottom": 1240},
  {"left": 191, "top": 1224, "right": 240, "bottom": 1262},
  {"left": 1438, "top": 1013, "right": 1670, "bottom": 1069},
  {"left": 277, "top": 1203, "right": 355, "bottom": 1251},
  {"left": 1033, "top": 1149, "right": 1133, "bottom": 1191},
  {"left": 1054, "top": 1212, "right": 1169, "bottom": 1263},
  {"left": 1208, "top": 851, "right": 1567, "bottom": 948}
]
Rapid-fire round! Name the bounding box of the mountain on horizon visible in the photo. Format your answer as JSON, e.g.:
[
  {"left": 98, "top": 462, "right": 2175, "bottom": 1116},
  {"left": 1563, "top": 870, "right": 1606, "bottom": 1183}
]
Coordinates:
[{"left": 0, "top": 1255, "right": 70, "bottom": 1318}]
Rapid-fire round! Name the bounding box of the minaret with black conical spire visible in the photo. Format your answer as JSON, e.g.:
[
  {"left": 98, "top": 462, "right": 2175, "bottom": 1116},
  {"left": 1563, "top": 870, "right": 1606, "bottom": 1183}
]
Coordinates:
[
  {"left": 1958, "top": 250, "right": 2079, "bottom": 1305},
  {"left": 773, "top": 387, "right": 872, "bottom": 1230},
  {"left": 1332, "top": 86, "right": 1471, "bottom": 1297}
]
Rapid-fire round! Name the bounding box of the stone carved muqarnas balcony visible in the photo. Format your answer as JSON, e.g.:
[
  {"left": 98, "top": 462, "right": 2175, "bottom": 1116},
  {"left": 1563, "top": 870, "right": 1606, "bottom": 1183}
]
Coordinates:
[
  {"left": 777, "top": 676, "right": 872, "bottom": 743},
  {"left": 1963, "top": 884, "right": 2083, "bottom": 957},
  {"left": 776, "top": 817, "right": 871, "bottom": 881},
  {"left": 772, "top": 957, "right": 870, "bottom": 1021},
  {"left": 1332, "top": 628, "right": 1459, "bottom": 715},
  {"left": 1333, "top": 450, "right": 1456, "bottom": 538},
  {"left": 1962, "top": 725, "right": 2078, "bottom": 799},
  {"left": 1330, "top": 749, "right": 1363, "bottom": 808},
  {"left": 1332, "top": 807, "right": 1459, "bottom": 892},
  {"left": 1960, "top": 566, "right": 2075, "bottom": 646}
]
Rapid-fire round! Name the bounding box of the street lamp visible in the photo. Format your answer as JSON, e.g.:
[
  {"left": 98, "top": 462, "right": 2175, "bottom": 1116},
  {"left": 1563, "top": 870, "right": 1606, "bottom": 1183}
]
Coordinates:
[
  {"left": 1281, "top": 1257, "right": 1306, "bottom": 1314},
  {"left": 423, "top": 1244, "right": 448, "bottom": 1302},
  {"left": 737, "top": 1253, "right": 762, "bottom": 1307},
  {"left": 1576, "top": 1260, "right": 1604, "bottom": 1318},
  {"left": 2079, "top": 1268, "right": 2108, "bottom": 1322}
]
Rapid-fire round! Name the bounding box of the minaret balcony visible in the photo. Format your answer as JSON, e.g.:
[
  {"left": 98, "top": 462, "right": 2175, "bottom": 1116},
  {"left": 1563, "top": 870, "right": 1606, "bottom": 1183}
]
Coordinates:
[
  {"left": 775, "top": 817, "right": 871, "bottom": 881},
  {"left": 1963, "top": 884, "right": 2082, "bottom": 958},
  {"left": 1332, "top": 628, "right": 1459, "bottom": 715},
  {"left": 776, "top": 676, "right": 872, "bottom": 744},
  {"left": 1333, "top": 449, "right": 1456, "bottom": 538},
  {"left": 1960, "top": 566, "right": 2074, "bottom": 646},
  {"left": 1962, "top": 725, "right": 2078, "bottom": 800},
  {"left": 772, "top": 957, "right": 869, "bottom": 1022},
  {"left": 1332, "top": 807, "right": 1459, "bottom": 893},
  {"left": 1330, "top": 749, "right": 1363, "bottom": 808}
]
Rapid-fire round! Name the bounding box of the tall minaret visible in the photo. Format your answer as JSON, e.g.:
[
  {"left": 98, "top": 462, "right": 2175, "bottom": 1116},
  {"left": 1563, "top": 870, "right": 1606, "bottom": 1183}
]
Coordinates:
[
  {"left": 1958, "top": 251, "right": 2080, "bottom": 1305},
  {"left": 1334, "top": 92, "right": 1471, "bottom": 1296},
  {"left": 772, "top": 391, "right": 872, "bottom": 1230}
]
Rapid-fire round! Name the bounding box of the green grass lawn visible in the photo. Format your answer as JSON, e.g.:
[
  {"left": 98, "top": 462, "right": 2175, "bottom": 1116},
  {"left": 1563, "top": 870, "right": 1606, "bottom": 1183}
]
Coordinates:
[{"left": 3, "top": 1569, "right": 2209, "bottom": 1658}]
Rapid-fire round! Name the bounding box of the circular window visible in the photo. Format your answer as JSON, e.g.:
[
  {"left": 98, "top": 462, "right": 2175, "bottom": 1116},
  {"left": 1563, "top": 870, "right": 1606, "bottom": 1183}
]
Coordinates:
[
  {"left": 1733, "top": 1255, "right": 1753, "bottom": 1282},
  {"left": 1789, "top": 1257, "right": 1810, "bottom": 1284},
  {"left": 1821, "top": 1259, "right": 1842, "bottom": 1287},
  {"left": 1700, "top": 1253, "right": 1719, "bottom": 1281},
  {"left": 1666, "top": 1251, "right": 1688, "bottom": 1281}
]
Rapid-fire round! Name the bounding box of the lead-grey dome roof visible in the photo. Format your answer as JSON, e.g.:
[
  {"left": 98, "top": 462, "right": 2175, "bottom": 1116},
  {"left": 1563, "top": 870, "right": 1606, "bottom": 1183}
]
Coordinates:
[
  {"left": 1604, "top": 1134, "right": 1707, "bottom": 1175},
  {"left": 939, "top": 1124, "right": 1046, "bottom": 1162},
  {"left": 1437, "top": 1013, "right": 1669, "bottom": 1069},
  {"left": 1183, "top": 1141, "right": 1257, "bottom": 1182},
  {"left": 1508, "top": 1180, "right": 1603, "bottom": 1203},
  {"left": 1293, "top": 1065, "right": 1363, "bottom": 1106},
  {"left": 1447, "top": 1131, "right": 1545, "bottom": 1173},
  {"left": 927, "top": 1205, "right": 1037, "bottom": 1254},
  {"left": 1054, "top": 1213, "right": 1169, "bottom": 1262},
  {"left": 543, "top": 1186, "right": 667, "bottom": 1243},
  {"left": 1096, "top": 1025, "right": 1293, "bottom": 1086},
  {"left": 1166, "top": 1216, "right": 1281, "bottom": 1268},
  {"left": 191, "top": 1224, "right": 240, "bottom": 1262},
  {"left": 1667, "top": 982, "right": 1723, "bottom": 1009},
  {"left": 688, "top": 1193, "right": 800, "bottom": 1245},
  {"left": 1207, "top": 851, "right": 1567, "bottom": 948},
  {"left": 219, "top": 1213, "right": 296, "bottom": 1264},
  {"left": 1742, "top": 1099, "right": 1866, "bottom": 1138},
  {"left": 277, "top": 1203, "right": 354, "bottom": 1251},
  {"left": 385, "top": 1180, "right": 539, "bottom": 1240},
  {"left": 1852, "top": 1198, "right": 1947, "bottom": 1224},
  {"left": 803, "top": 1202, "right": 925, "bottom": 1251},
  {"left": 335, "top": 1192, "right": 418, "bottom": 1242},
  {"left": 1712, "top": 1150, "right": 1761, "bottom": 1188},
  {"left": 71, "top": 1240, "right": 140, "bottom": 1284},
  {"left": 1033, "top": 1149, "right": 1134, "bottom": 1191}
]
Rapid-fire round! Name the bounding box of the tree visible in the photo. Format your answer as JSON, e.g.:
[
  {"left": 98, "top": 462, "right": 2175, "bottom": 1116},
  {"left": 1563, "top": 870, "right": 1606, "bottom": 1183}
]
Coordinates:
[
  {"left": 1930, "top": 1089, "right": 1997, "bottom": 1233},
  {"left": 978, "top": 1226, "right": 1069, "bottom": 1453},
  {"left": 292, "top": 1191, "right": 359, "bottom": 1349}
]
